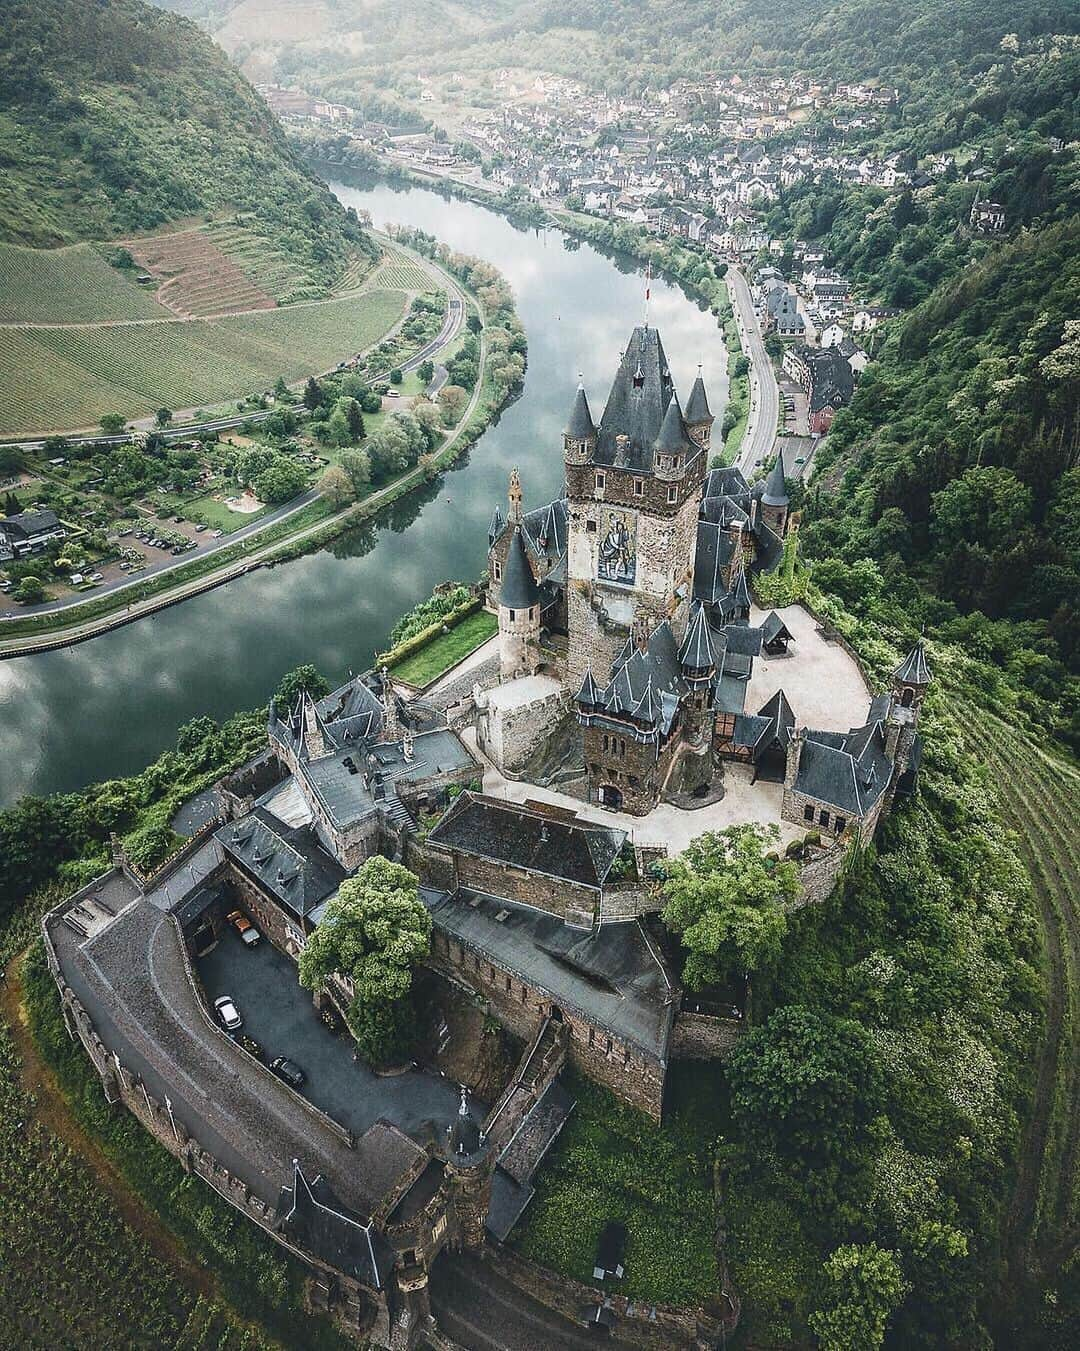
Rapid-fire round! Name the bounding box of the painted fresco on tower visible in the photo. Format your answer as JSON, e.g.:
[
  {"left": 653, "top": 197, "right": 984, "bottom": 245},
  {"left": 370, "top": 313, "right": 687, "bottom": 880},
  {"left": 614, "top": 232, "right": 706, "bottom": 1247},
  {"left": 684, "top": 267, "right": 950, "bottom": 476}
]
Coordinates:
[{"left": 597, "top": 508, "right": 637, "bottom": 586}]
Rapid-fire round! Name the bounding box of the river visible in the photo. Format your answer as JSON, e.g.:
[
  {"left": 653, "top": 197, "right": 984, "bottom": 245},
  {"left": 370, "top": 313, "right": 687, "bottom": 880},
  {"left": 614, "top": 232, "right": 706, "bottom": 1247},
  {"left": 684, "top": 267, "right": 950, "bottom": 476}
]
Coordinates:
[{"left": 0, "top": 173, "right": 729, "bottom": 807}]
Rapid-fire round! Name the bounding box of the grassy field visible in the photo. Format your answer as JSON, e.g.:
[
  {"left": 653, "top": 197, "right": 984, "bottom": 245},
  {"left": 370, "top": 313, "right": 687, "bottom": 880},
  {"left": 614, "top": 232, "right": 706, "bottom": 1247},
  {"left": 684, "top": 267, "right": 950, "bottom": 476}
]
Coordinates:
[
  {"left": 0, "top": 241, "right": 170, "bottom": 324},
  {"left": 390, "top": 610, "right": 497, "bottom": 686},
  {"left": 960, "top": 707, "right": 1080, "bottom": 1310},
  {"left": 0, "top": 288, "right": 407, "bottom": 435}
]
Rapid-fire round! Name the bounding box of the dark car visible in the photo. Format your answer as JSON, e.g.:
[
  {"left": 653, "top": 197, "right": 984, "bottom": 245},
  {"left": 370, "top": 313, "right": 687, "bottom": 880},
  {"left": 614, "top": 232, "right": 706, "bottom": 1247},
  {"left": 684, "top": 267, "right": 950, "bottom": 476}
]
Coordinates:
[{"left": 270, "top": 1057, "right": 306, "bottom": 1090}]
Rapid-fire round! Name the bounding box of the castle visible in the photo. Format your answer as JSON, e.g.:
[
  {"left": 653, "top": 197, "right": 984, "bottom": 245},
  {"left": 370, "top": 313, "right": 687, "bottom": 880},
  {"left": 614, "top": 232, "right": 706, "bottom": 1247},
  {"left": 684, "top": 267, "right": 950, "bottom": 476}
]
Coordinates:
[
  {"left": 482, "top": 323, "right": 924, "bottom": 840},
  {"left": 42, "top": 321, "right": 929, "bottom": 1350}
]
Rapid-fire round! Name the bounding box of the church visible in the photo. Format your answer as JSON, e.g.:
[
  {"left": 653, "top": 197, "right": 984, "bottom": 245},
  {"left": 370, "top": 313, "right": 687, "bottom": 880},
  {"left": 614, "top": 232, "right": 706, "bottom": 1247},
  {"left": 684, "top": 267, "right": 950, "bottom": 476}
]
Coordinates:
[{"left": 484, "top": 323, "right": 795, "bottom": 816}]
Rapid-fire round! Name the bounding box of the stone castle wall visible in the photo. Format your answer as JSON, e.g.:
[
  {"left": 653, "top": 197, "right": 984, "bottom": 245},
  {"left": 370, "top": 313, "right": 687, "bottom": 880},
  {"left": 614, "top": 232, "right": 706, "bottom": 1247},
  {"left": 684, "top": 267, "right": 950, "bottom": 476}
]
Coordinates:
[
  {"left": 476, "top": 684, "right": 565, "bottom": 776},
  {"left": 427, "top": 932, "right": 667, "bottom": 1121},
  {"left": 671, "top": 1011, "right": 744, "bottom": 1059}
]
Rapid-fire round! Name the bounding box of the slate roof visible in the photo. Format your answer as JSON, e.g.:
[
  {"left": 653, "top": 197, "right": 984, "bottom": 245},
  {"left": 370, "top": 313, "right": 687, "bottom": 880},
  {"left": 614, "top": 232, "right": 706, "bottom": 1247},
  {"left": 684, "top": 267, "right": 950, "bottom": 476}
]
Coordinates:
[
  {"left": 761, "top": 610, "right": 791, "bottom": 644},
  {"left": 565, "top": 384, "right": 596, "bottom": 439},
  {"left": 0, "top": 508, "right": 61, "bottom": 539},
  {"left": 678, "top": 601, "right": 717, "bottom": 671},
  {"left": 587, "top": 620, "right": 687, "bottom": 737},
  {"left": 893, "top": 641, "right": 931, "bottom": 686},
  {"left": 521, "top": 496, "right": 568, "bottom": 570},
  {"left": 721, "top": 621, "right": 763, "bottom": 658},
  {"left": 693, "top": 519, "right": 736, "bottom": 603},
  {"left": 595, "top": 326, "right": 695, "bottom": 472},
  {"left": 794, "top": 717, "right": 892, "bottom": 817},
  {"left": 277, "top": 1163, "right": 394, "bottom": 1291},
  {"left": 762, "top": 449, "right": 789, "bottom": 506},
  {"left": 426, "top": 793, "right": 626, "bottom": 889},
  {"left": 217, "top": 807, "right": 344, "bottom": 919},
  {"left": 501, "top": 527, "right": 540, "bottom": 609},
  {"left": 684, "top": 371, "right": 713, "bottom": 425},
  {"left": 655, "top": 395, "right": 691, "bottom": 454},
  {"left": 424, "top": 888, "right": 674, "bottom": 1059}
]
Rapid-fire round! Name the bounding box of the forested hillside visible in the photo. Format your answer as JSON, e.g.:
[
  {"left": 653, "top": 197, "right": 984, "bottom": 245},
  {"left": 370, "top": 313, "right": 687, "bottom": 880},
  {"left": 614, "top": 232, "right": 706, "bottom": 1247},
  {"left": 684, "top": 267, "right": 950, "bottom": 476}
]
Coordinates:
[{"left": 0, "top": 0, "right": 374, "bottom": 276}]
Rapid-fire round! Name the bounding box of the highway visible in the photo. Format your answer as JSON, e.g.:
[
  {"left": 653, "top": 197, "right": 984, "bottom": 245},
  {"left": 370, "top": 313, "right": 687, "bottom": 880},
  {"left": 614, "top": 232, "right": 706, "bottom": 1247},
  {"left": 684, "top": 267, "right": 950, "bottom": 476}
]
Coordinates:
[{"left": 727, "top": 264, "right": 780, "bottom": 476}]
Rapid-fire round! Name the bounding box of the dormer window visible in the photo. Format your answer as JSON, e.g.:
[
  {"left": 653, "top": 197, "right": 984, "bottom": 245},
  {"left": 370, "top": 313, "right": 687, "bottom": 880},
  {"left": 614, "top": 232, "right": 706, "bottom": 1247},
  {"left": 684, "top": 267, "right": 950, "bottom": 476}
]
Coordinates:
[{"left": 632, "top": 366, "right": 645, "bottom": 390}]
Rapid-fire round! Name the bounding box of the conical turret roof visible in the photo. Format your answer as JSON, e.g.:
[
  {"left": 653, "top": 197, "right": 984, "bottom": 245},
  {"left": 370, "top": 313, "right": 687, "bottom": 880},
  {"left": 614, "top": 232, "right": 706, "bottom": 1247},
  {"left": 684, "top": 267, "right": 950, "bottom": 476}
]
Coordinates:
[
  {"left": 576, "top": 666, "right": 600, "bottom": 708},
  {"left": 565, "top": 384, "right": 596, "bottom": 439},
  {"left": 685, "top": 371, "right": 712, "bottom": 425},
  {"left": 678, "top": 602, "right": 716, "bottom": 671},
  {"left": 761, "top": 450, "right": 789, "bottom": 507},
  {"left": 655, "top": 394, "right": 688, "bottom": 453},
  {"left": 893, "top": 641, "right": 931, "bottom": 686},
  {"left": 499, "top": 527, "right": 539, "bottom": 609}
]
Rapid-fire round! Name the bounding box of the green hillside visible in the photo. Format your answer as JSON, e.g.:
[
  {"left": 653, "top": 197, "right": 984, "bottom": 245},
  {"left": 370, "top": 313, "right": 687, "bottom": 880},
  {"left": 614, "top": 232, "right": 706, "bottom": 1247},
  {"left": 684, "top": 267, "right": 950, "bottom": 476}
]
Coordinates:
[{"left": 0, "top": 0, "right": 376, "bottom": 285}]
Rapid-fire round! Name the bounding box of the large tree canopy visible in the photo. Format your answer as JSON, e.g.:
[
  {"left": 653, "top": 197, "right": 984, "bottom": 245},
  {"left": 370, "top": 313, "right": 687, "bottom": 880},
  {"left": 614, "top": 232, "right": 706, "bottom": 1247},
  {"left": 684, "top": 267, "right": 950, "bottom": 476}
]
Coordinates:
[
  {"left": 298, "top": 857, "right": 431, "bottom": 1009},
  {"left": 660, "top": 824, "right": 798, "bottom": 990},
  {"left": 809, "top": 1243, "right": 907, "bottom": 1351}
]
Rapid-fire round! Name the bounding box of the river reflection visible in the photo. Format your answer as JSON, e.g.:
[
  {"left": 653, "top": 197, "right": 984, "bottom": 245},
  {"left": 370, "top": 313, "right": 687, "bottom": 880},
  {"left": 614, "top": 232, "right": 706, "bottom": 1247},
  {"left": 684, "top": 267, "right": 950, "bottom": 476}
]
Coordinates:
[{"left": 0, "top": 173, "right": 729, "bottom": 804}]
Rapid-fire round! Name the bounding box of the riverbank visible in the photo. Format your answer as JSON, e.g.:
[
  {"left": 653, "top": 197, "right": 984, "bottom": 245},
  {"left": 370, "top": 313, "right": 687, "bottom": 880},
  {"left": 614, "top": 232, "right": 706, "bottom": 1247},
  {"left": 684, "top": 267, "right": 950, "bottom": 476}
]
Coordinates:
[
  {"left": 0, "top": 244, "right": 522, "bottom": 657},
  {"left": 314, "top": 156, "right": 763, "bottom": 468}
]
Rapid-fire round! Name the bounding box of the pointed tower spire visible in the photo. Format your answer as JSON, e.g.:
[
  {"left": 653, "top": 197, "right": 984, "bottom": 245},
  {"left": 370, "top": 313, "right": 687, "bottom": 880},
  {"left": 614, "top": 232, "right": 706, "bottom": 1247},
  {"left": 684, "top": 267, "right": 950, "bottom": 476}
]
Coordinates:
[
  {"left": 762, "top": 449, "right": 789, "bottom": 506},
  {"left": 507, "top": 466, "right": 523, "bottom": 524},
  {"left": 564, "top": 379, "right": 597, "bottom": 465}
]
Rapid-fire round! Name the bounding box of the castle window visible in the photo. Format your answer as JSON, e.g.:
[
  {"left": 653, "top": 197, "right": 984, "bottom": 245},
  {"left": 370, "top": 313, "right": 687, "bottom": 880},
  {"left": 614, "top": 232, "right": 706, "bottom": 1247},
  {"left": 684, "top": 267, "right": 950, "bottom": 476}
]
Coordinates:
[
  {"left": 804, "top": 804, "right": 815, "bottom": 821},
  {"left": 667, "top": 484, "right": 678, "bottom": 504},
  {"left": 819, "top": 810, "right": 831, "bottom": 828},
  {"left": 602, "top": 733, "right": 609, "bottom": 752},
  {"left": 835, "top": 816, "right": 846, "bottom": 834},
  {"left": 505, "top": 974, "right": 512, "bottom": 992},
  {"left": 634, "top": 478, "right": 644, "bottom": 497},
  {"left": 587, "top": 519, "right": 597, "bottom": 533},
  {"left": 619, "top": 738, "right": 627, "bottom": 758},
  {"left": 595, "top": 471, "right": 606, "bottom": 492},
  {"left": 901, "top": 687, "right": 914, "bottom": 708},
  {"left": 493, "top": 561, "right": 501, "bottom": 581}
]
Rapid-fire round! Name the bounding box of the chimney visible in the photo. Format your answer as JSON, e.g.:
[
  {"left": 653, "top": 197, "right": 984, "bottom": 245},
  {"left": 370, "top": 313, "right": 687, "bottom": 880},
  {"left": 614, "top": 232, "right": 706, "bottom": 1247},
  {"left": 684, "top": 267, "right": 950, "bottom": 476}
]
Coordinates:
[{"left": 784, "top": 725, "right": 804, "bottom": 792}]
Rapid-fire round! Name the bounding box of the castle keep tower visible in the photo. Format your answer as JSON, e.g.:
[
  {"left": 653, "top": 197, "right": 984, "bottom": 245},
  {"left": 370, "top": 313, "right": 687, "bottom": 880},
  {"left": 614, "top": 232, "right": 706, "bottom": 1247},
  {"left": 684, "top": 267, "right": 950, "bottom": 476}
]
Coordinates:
[
  {"left": 759, "top": 449, "right": 790, "bottom": 538},
  {"left": 564, "top": 327, "right": 710, "bottom": 690}
]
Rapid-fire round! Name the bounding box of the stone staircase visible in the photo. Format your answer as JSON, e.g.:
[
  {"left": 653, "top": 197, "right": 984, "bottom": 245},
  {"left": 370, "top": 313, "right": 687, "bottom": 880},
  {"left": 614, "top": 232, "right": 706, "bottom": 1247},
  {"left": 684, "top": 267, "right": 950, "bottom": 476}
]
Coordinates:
[
  {"left": 483, "top": 1015, "right": 567, "bottom": 1152},
  {"left": 381, "top": 786, "right": 417, "bottom": 832}
]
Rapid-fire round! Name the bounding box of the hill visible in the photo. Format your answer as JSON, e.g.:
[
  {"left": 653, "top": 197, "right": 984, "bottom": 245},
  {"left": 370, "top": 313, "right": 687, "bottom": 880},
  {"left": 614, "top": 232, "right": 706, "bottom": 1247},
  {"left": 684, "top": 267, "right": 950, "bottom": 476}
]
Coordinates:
[{"left": 0, "top": 0, "right": 376, "bottom": 285}]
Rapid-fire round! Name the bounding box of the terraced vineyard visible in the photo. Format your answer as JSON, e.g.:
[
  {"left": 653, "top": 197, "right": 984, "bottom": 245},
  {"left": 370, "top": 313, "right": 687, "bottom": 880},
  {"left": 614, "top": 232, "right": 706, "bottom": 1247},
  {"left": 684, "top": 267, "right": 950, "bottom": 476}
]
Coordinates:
[
  {"left": 336, "top": 249, "right": 381, "bottom": 293},
  {"left": 961, "top": 707, "right": 1080, "bottom": 1295},
  {"left": 205, "top": 221, "right": 330, "bottom": 305},
  {"left": 369, "top": 258, "right": 439, "bottom": 292},
  {"left": 0, "top": 288, "right": 407, "bottom": 434},
  {"left": 123, "top": 228, "right": 277, "bottom": 318},
  {"left": 0, "top": 241, "right": 170, "bottom": 324}
]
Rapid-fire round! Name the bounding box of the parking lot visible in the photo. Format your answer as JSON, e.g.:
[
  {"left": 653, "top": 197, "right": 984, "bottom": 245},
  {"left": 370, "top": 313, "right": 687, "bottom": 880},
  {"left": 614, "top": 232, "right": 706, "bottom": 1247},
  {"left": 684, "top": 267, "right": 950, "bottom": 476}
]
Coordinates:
[{"left": 197, "top": 926, "right": 479, "bottom": 1140}]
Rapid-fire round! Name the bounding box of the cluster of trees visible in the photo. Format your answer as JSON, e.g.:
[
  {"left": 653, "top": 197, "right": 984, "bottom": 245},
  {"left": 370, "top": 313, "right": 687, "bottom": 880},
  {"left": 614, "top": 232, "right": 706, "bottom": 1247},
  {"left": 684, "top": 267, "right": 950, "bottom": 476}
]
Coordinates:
[
  {"left": 231, "top": 444, "right": 308, "bottom": 504},
  {"left": 803, "top": 218, "right": 1080, "bottom": 745}
]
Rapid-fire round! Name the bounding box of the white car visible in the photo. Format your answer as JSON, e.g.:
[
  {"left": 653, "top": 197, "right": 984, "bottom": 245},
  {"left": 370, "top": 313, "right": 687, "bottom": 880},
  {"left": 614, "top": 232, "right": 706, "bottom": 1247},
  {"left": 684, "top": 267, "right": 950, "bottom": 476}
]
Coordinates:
[{"left": 214, "top": 995, "right": 242, "bottom": 1031}]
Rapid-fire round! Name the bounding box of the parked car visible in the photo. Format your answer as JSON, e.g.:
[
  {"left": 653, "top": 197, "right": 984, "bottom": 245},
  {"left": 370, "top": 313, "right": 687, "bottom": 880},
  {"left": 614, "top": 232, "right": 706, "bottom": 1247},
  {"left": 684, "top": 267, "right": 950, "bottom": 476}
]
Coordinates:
[
  {"left": 214, "top": 995, "right": 242, "bottom": 1031},
  {"left": 270, "top": 1057, "right": 306, "bottom": 1090},
  {"left": 226, "top": 909, "right": 260, "bottom": 947}
]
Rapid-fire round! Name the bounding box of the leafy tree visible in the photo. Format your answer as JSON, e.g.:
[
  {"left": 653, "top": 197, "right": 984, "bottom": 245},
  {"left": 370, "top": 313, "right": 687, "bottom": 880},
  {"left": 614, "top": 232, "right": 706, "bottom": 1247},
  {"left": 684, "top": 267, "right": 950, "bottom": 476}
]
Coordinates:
[
  {"left": 0, "top": 445, "right": 27, "bottom": 475},
  {"left": 930, "top": 466, "right": 1033, "bottom": 553},
  {"left": 660, "top": 824, "right": 797, "bottom": 989},
  {"left": 318, "top": 464, "right": 354, "bottom": 507},
  {"left": 438, "top": 384, "right": 467, "bottom": 427},
  {"left": 155, "top": 408, "right": 172, "bottom": 427},
  {"left": 417, "top": 359, "right": 435, "bottom": 384},
  {"left": 466, "top": 313, "right": 482, "bottom": 334},
  {"left": 233, "top": 445, "right": 278, "bottom": 485},
  {"left": 252, "top": 458, "right": 308, "bottom": 503},
  {"left": 14, "top": 574, "right": 45, "bottom": 603},
  {"left": 123, "top": 821, "right": 179, "bottom": 874},
  {"left": 3, "top": 491, "right": 20, "bottom": 516},
  {"left": 99, "top": 413, "right": 125, "bottom": 434},
  {"left": 273, "top": 663, "right": 329, "bottom": 709},
  {"left": 389, "top": 367, "right": 403, "bottom": 385},
  {"left": 339, "top": 448, "right": 372, "bottom": 496},
  {"left": 302, "top": 376, "right": 325, "bottom": 411},
  {"left": 297, "top": 858, "right": 431, "bottom": 1065},
  {"left": 175, "top": 715, "right": 218, "bottom": 755},
  {"left": 809, "top": 1244, "right": 907, "bottom": 1351}
]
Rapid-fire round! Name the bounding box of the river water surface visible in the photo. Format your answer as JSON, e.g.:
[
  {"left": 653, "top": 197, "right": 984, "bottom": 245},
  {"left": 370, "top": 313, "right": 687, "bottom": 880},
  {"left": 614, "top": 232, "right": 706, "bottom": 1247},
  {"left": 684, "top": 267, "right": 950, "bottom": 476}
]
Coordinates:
[{"left": 0, "top": 175, "right": 728, "bottom": 805}]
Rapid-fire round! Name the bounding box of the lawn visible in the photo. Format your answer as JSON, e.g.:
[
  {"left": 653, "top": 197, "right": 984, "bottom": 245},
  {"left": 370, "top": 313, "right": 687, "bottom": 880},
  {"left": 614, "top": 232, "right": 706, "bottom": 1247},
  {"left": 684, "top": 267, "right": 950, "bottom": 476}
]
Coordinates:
[{"left": 390, "top": 610, "right": 497, "bottom": 687}]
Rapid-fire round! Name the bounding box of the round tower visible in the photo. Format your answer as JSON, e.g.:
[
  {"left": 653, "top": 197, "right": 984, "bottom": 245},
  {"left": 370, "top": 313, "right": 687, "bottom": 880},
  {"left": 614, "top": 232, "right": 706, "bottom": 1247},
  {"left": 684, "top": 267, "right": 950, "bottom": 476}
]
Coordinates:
[
  {"left": 890, "top": 640, "right": 932, "bottom": 715},
  {"left": 760, "top": 449, "right": 790, "bottom": 537},
  {"left": 684, "top": 366, "right": 714, "bottom": 453},
  {"left": 498, "top": 526, "right": 541, "bottom": 681},
  {"left": 563, "top": 380, "right": 597, "bottom": 465}
]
